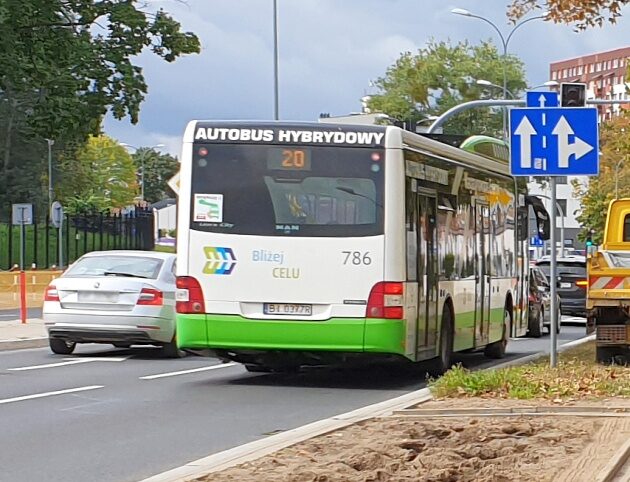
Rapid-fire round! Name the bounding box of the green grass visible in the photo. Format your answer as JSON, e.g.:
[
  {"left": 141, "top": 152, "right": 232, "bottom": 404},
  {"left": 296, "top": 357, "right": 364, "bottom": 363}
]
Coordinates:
[{"left": 430, "top": 341, "right": 630, "bottom": 400}]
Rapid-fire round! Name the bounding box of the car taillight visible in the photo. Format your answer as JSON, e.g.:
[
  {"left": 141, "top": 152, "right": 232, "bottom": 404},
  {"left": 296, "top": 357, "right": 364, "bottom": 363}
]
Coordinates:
[
  {"left": 576, "top": 280, "right": 588, "bottom": 288},
  {"left": 44, "top": 285, "right": 60, "bottom": 302},
  {"left": 137, "top": 288, "right": 163, "bottom": 306},
  {"left": 176, "top": 276, "right": 205, "bottom": 314},
  {"left": 366, "top": 282, "right": 404, "bottom": 319}
]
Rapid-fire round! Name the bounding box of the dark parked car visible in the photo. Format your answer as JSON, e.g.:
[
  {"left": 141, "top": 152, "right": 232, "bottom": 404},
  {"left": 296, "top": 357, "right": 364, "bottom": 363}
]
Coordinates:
[
  {"left": 536, "top": 256, "right": 587, "bottom": 317},
  {"left": 528, "top": 266, "right": 561, "bottom": 337}
]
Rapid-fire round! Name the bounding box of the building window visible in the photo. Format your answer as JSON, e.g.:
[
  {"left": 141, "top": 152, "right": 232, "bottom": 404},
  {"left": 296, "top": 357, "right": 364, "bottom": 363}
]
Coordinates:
[
  {"left": 552, "top": 71, "right": 557, "bottom": 80},
  {"left": 578, "top": 66, "right": 583, "bottom": 75},
  {"left": 614, "top": 59, "right": 619, "bottom": 68},
  {"left": 556, "top": 176, "right": 568, "bottom": 185}
]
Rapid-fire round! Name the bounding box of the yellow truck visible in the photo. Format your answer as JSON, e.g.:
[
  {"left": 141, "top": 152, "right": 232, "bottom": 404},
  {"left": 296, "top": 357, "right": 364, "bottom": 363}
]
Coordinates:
[{"left": 587, "top": 199, "right": 630, "bottom": 364}]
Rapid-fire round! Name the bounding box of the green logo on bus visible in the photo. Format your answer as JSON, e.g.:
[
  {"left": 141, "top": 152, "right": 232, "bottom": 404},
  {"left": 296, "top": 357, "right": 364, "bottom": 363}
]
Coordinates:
[{"left": 203, "top": 247, "right": 237, "bottom": 275}]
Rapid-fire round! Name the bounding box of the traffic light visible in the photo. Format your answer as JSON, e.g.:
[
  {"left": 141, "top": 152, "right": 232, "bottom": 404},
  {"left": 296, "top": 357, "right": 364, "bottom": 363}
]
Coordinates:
[
  {"left": 561, "top": 83, "right": 587, "bottom": 107},
  {"left": 585, "top": 236, "right": 593, "bottom": 247}
]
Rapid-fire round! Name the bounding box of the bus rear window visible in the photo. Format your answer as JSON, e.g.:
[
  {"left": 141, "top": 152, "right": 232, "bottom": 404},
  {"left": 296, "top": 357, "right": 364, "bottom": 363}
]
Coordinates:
[{"left": 190, "top": 144, "right": 384, "bottom": 237}]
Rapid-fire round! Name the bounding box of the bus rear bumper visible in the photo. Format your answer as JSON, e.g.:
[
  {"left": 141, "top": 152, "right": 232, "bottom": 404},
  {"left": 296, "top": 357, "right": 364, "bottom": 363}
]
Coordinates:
[{"left": 176, "top": 313, "right": 406, "bottom": 356}]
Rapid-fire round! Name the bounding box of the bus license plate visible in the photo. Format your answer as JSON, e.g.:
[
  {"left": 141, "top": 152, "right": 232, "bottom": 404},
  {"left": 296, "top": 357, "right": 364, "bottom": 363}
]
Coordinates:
[{"left": 264, "top": 303, "right": 312, "bottom": 316}]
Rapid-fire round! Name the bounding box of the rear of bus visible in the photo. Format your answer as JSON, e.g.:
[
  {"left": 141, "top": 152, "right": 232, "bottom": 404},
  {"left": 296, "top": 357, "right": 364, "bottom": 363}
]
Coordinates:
[{"left": 175, "top": 122, "right": 405, "bottom": 367}]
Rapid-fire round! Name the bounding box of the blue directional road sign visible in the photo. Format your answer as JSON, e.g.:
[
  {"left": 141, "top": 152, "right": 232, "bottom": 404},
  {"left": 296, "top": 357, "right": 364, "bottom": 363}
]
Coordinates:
[
  {"left": 510, "top": 107, "right": 599, "bottom": 176},
  {"left": 530, "top": 235, "right": 544, "bottom": 247},
  {"left": 526, "top": 91, "right": 559, "bottom": 108}
]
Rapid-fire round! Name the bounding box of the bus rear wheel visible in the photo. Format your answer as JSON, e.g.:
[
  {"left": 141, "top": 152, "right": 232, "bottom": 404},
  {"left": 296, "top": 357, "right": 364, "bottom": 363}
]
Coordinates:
[
  {"left": 484, "top": 308, "right": 510, "bottom": 359},
  {"left": 435, "top": 306, "right": 454, "bottom": 374}
]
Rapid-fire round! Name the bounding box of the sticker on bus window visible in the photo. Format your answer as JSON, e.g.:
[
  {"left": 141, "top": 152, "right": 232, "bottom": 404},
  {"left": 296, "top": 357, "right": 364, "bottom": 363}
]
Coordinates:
[{"left": 194, "top": 194, "right": 223, "bottom": 222}]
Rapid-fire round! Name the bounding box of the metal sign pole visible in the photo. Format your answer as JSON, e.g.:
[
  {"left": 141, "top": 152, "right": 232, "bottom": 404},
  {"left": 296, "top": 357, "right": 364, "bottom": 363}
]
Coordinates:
[
  {"left": 550, "top": 177, "right": 558, "bottom": 368},
  {"left": 19, "top": 207, "right": 26, "bottom": 271},
  {"left": 58, "top": 223, "right": 63, "bottom": 269}
]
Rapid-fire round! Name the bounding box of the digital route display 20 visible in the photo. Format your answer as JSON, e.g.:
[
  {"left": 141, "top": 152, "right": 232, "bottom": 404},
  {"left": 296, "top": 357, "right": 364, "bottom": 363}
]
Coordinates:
[{"left": 267, "top": 148, "right": 311, "bottom": 171}]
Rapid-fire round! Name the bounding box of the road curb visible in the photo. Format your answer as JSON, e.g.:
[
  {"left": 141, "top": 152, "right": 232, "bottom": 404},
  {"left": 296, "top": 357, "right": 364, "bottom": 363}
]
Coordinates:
[
  {"left": 139, "top": 335, "right": 594, "bottom": 482},
  {"left": 595, "top": 437, "right": 630, "bottom": 482},
  {"left": 0, "top": 337, "right": 48, "bottom": 351}
]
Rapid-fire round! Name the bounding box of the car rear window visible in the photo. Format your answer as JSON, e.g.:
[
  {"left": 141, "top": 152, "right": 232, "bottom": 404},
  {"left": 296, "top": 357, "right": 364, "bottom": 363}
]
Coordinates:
[
  {"left": 64, "top": 256, "right": 164, "bottom": 279},
  {"left": 537, "top": 262, "right": 586, "bottom": 277}
]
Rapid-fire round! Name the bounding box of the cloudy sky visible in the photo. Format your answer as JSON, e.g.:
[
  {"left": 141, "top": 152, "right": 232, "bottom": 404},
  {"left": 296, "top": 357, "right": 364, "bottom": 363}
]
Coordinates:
[{"left": 104, "top": 0, "right": 630, "bottom": 156}]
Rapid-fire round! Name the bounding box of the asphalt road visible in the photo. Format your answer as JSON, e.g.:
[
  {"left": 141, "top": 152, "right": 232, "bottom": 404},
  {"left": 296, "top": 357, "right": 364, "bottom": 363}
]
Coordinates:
[
  {"left": 0, "top": 323, "right": 586, "bottom": 482},
  {"left": 0, "top": 307, "right": 42, "bottom": 320}
]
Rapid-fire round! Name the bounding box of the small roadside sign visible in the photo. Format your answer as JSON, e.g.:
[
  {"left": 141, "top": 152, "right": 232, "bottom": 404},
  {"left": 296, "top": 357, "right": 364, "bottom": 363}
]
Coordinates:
[
  {"left": 167, "top": 172, "right": 180, "bottom": 196},
  {"left": 12, "top": 204, "right": 33, "bottom": 225},
  {"left": 51, "top": 201, "right": 64, "bottom": 228}
]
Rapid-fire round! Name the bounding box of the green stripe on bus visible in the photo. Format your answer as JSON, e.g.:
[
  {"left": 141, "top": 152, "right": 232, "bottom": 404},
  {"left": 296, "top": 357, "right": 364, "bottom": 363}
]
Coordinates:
[{"left": 176, "top": 314, "right": 406, "bottom": 355}]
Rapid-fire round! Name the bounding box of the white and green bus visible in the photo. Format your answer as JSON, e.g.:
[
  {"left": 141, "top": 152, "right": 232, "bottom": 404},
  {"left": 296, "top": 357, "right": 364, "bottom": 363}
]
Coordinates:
[{"left": 175, "top": 121, "right": 535, "bottom": 372}]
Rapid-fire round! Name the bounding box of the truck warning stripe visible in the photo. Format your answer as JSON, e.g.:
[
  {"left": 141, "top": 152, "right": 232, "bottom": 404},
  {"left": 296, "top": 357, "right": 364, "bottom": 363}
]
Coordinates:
[{"left": 590, "top": 276, "right": 625, "bottom": 289}]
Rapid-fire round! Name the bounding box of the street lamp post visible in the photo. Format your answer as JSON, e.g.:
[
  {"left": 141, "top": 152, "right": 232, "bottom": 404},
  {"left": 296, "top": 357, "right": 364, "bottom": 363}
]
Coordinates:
[
  {"left": 121, "top": 143, "right": 165, "bottom": 201},
  {"left": 272, "top": 0, "right": 279, "bottom": 120},
  {"left": 45, "top": 138, "right": 54, "bottom": 218},
  {"left": 451, "top": 8, "right": 548, "bottom": 138}
]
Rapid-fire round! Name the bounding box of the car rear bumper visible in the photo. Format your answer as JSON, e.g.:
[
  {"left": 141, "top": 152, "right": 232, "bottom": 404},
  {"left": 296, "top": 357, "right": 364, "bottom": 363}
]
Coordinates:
[
  {"left": 560, "top": 298, "right": 586, "bottom": 316},
  {"left": 44, "top": 313, "right": 174, "bottom": 343}
]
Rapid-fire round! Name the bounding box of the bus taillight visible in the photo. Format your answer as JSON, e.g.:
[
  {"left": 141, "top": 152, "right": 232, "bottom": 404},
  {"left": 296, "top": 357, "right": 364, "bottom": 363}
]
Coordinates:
[
  {"left": 176, "top": 276, "right": 206, "bottom": 314},
  {"left": 366, "top": 282, "right": 404, "bottom": 319}
]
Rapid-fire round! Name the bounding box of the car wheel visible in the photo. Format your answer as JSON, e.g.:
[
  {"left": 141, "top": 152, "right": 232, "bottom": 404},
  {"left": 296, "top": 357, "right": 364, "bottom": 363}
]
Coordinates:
[
  {"left": 528, "top": 310, "right": 544, "bottom": 338},
  {"left": 49, "top": 338, "right": 76, "bottom": 355},
  {"left": 484, "top": 308, "right": 510, "bottom": 359},
  {"left": 161, "top": 335, "right": 186, "bottom": 358},
  {"left": 556, "top": 307, "right": 562, "bottom": 334}
]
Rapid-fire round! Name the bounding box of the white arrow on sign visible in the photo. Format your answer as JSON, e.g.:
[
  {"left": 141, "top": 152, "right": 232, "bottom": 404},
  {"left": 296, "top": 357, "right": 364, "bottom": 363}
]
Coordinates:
[
  {"left": 514, "top": 116, "right": 537, "bottom": 168},
  {"left": 538, "top": 94, "right": 547, "bottom": 108},
  {"left": 551, "top": 116, "right": 594, "bottom": 168}
]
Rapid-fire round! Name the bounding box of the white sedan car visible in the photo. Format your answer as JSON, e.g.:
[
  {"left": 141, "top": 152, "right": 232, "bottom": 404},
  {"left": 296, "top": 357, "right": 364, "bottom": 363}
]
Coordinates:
[{"left": 43, "top": 251, "right": 181, "bottom": 357}]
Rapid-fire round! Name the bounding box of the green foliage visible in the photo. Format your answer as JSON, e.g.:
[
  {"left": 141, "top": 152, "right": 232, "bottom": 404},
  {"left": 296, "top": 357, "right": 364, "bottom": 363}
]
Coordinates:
[
  {"left": 430, "top": 342, "right": 630, "bottom": 399},
  {"left": 508, "top": 0, "right": 627, "bottom": 29},
  {"left": 0, "top": 0, "right": 200, "bottom": 210},
  {"left": 132, "top": 148, "right": 179, "bottom": 203},
  {"left": 57, "top": 135, "right": 138, "bottom": 211},
  {"left": 573, "top": 114, "right": 630, "bottom": 244},
  {"left": 367, "top": 40, "right": 527, "bottom": 136}
]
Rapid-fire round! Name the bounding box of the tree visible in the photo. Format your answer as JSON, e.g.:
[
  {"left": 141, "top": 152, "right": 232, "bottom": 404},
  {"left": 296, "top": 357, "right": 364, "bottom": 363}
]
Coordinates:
[
  {"left": 508, "top": 0, "right": 628, "bottom": 29},
  {"left": 572, "top": 114, "right": 630, "bottom": 244},
  {"left": 366, "top": 40, "right": 527, "bottom": 137},
  {"left": 132, "top": 148, "right": 179, "bottom": 204},
  {"left": 57, "top": 135, "right": 138, "bottom": 212},
  {"left": 0, "top": 0, "right": 200, "bottom": 210}
]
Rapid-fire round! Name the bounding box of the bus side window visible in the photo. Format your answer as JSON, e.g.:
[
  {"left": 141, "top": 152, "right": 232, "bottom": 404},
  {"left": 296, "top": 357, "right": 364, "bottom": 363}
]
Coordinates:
[{"left": 405, "top": 178, "right": 417, "bottom": 282}]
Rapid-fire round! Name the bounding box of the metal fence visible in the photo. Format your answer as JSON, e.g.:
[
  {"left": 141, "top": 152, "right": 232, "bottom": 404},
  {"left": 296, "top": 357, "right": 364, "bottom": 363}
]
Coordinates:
[{"left": 0, "top": 206, "right": 155, "bottom": 270}]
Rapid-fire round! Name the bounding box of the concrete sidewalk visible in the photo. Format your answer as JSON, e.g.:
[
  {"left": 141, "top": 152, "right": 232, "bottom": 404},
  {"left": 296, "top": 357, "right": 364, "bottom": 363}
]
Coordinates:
[{"left": 0, "top": 318, "right": 47, "bottom": 351}]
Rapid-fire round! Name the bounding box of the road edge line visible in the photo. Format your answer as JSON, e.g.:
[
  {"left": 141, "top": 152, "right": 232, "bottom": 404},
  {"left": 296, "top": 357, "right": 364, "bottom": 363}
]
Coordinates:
[{"left": 139, "top": 334, "right": 594, "bottom": 482}]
